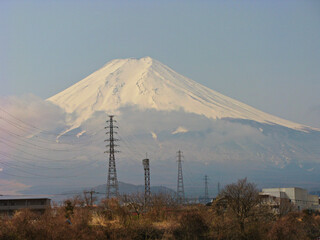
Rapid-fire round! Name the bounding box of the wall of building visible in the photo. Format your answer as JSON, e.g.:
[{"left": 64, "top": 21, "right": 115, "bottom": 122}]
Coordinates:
[
  {"left": 0, "top": 198, "right": 51, "bottom": 215},
  {"left": 262, "top": 187, "right": 319, "bottom": 211}
]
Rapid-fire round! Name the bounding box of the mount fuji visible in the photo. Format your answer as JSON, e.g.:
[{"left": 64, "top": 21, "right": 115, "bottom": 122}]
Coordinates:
[
  {"left": 48, "top": 57, "right": 314, "bottom": 133},
  {"left": 44, "top": 57, "right": 320, "bottom": 193}
]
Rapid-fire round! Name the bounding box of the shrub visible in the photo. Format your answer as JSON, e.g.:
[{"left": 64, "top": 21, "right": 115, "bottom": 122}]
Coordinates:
[{"left": 173, "top": 211, "right": 209, "bottom": 240}]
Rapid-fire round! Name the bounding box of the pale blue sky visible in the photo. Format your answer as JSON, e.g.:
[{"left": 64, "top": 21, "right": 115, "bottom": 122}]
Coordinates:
[{"left": 1, "top": 0, "right": 320, "bottom": 128}]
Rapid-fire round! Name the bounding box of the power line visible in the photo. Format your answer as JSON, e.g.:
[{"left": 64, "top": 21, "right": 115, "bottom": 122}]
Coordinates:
[
  {"left": 0, "top": 125, "right": 102, "bottom": 150},
  {"left": 0, "top": 125, "right": 100, "bottom": 152},
  {"left": 0, "top": 134, "right": 85, "bottom": 153},
  {"left": 0, "top": 107, "right": 101, "bottom": 142},
  {"left": 0, "top": 107, "right": 84, "bottom": 137},
  {"left": 0, "top": 159, "right": 102, "bottom": 179},
  {"left": 0, "top": 139, "right": 101, "bottom": 162},
  {"left": 117, "top": 132, "right": 144, "bottom": 159},
  {"left": 0, "top": 151, "right": 103, "bottom": 170}
]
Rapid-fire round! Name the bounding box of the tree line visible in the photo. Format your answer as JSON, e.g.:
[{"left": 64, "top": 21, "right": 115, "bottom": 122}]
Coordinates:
[{"left": 1, "top": 178, "right": 320, "bottom": 240}]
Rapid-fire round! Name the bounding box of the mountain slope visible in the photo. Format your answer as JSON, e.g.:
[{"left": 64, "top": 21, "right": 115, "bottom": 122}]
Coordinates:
[{"left": 48, "top": 57, "right": 314, "bottom": 132}]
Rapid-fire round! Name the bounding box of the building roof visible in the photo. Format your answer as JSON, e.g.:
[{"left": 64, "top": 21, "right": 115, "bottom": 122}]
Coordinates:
[
  {"left": 262, "top": 187, "right": 306, "bottom": 191},
  {"left": 0, "top": 195, "right": 51, "bottom": 200}
]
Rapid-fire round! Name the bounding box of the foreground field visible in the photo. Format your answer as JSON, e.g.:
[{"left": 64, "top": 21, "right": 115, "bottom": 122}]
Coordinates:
[{"left": 1, "top": 179, "right": 320, "bottom": 240}]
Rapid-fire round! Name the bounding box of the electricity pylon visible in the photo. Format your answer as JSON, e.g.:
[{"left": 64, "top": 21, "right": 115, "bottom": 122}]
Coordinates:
[
  {"left": 204, "top": 175, "right": 209, "bottom": 203},
  {"left": 177, "top": 150, "right": 185, "bottom": 204},
  {"left": 142, "top": 157, "right": 151, "bottom": 206},
  {"left": 105, "top": 115, "right": 119, "bottom": 198}
]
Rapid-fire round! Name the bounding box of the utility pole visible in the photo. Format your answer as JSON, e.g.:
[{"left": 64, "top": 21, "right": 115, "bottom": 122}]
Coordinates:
[
  {"left": 177, "top": 150, "right": 185, "bottom": 204},
  {"left": 84, "top": 190, "right": 96, "bottom": 206},
  {"left": 204, "top": 175, "right": 209, "bottom": 203},
  {"left": 142, "top": 157, "right": 151, "bottom": 206},
  {"left": 105, "top": 115, "right": 119, "bottom": 199},
  {"left": 218, "top": 182, "right": 221, "bottom": 196}
]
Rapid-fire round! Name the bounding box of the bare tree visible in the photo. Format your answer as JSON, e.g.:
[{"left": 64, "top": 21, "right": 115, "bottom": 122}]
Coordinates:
[
  {"left": 121, "top": 193, "right": 145, "bottom": 219},
  {"left": 278, "top": 198, "right": 295, "bottom": 217},
  {"left": 220, "top": 178, "right": 260, "bottom": 239}
]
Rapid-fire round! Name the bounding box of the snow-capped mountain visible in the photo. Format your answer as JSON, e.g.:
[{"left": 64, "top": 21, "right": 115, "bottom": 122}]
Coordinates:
[
  {"left": 48, "top": 57, "right": 315, "bottom": 133},
  {"left": 2, "top": 57, "right": 319, "bottom": 196},
  {"left": 43, "top": 57, "right": 320, "bottom": 191}
]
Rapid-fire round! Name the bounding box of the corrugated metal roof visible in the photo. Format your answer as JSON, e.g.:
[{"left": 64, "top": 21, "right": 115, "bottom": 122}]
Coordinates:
[{"left": 0, "top": 195, "right": 52, "bottom": 200}]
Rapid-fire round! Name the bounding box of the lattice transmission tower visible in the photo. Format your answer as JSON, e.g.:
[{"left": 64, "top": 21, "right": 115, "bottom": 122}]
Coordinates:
[
  {"left": 142, "top": 157, "right": 151, "bottom": 206},
  {"left": 105, "top": 115, "right": 119, "bottom": 198},
  {"left": 177, "top": 150, "right": 185, "bottom": 204},
  {"left": 204, "top": 175, "right": 209, "bottom": 203}
]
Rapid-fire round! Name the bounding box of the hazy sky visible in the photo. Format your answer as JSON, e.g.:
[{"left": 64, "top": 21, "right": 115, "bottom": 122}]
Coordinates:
[{"left": 1, "top": 0, "right": 320, "bottom": 128}]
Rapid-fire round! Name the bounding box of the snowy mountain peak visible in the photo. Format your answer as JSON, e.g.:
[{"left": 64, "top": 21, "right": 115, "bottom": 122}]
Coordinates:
[{"left": 48, "top": 57, "right": 315, "bottom": 132}]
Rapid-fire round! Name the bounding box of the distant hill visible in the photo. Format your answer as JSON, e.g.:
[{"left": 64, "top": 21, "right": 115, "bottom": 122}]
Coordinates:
[
  {"left": 93, "top": 181, "right": 175, "bottom": 196},
  {"left": 49, "top": 181, "right": 175, "bottom": 203}
]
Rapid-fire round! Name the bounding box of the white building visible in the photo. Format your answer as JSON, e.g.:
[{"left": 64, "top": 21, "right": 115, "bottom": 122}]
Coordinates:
[{"left": 261, "top": 187, "right": 319, "bottom": 211}]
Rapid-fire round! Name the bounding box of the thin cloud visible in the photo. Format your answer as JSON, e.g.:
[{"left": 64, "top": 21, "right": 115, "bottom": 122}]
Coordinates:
[
  {"left": 0, "top": 179, "right": 30, "bottom": 195},
  {"left": 0, "top": 94, "right": 67, "bottom": 136}
]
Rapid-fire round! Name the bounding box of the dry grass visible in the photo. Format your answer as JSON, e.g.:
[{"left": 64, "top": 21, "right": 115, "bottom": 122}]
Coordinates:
[{"left": 1, "top": 191, "right": 320, "bottom": 240}]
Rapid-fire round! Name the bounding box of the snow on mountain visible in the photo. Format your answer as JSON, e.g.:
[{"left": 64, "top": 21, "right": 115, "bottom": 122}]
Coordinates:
[
  {"left": 48, "top": 57, "right": 314, "bottom": 132},
  {"left": 172, "top": 126, "right": 189, "bottom": 134}
]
